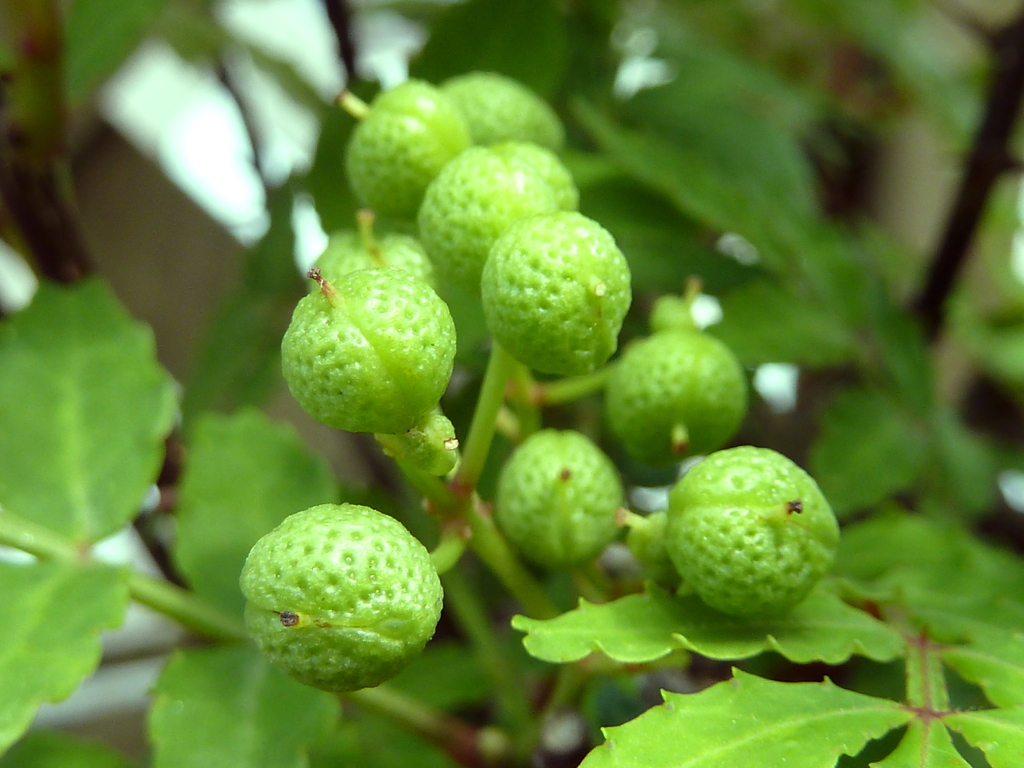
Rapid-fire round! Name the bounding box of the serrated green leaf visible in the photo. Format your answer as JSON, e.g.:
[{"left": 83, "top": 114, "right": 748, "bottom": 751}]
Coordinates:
[
  {"left": 174, "top": 409, "right": 336, "bottom": 615},
  {"left": 0, "top": 279, "right": 176, "bottom": 543},
  {"left": 65, "top": 0, "right": 167, "bottom": 103},
  {"left": 0, "top": 562, "right": 128, "bottom": 756},
  {"left": 710, "top": 279, "right": 857, "bottom": 367},
  {"left": 386, "top": 642, "right": 490, "bottom": 711},
  {"left": 870, "top": 721, "right": 971, "bottom": 768},
  {"left": 512, "top": 582, "right": 903, "bottom": 666},
  {"left": 944, "top": 708, "right": 1024, "bottom": 768},
  {"left": 581, "top": 670, "right": 913, "bottom": 768},
  {"left": 0, "top": 731, "right": 135, "bottom": 768},
  {"left": 941, "top": 631, "right": 1024, "bottom": 709},
  {"left": 810, "top": 388, "right": 928, "bottom": 517},
  {"left": 412, "top": 0, "right": 568, "bottom": 96},
  {"left": 149, "top": 645, "right": 336, "bottom": 768},
  {"left": 181, "top": 190, "right": 300, "bottom": 425}
]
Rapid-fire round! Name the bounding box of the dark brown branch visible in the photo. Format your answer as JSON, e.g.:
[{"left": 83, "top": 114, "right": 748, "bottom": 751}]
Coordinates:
[
  {"left": 0, "top": 0, "right": 93, "bottom": 283},
  {"left": 321, "top": 0, "right": 358, "bottom": 82},
  {"left": 0, "top": 158, "right": 93, "bottom": 282},
  {"left": 218, "top": 59, "right": 271, "bottom": 196},
  {"left": 914, "top": 11, "right": 1024, "bottom": 340}
]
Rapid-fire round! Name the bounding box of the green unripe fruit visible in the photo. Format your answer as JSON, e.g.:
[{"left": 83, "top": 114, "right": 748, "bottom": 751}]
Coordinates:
[
  {"left": 666, "top": 447, "right": 839, "bottom": 617},
  {"left": 441, "top": 71, "right": 565, "bottom": 151},
  {"left": 481, "top": 212, "right": 631, "bottom": 375},
  {"left": 281, "top": 268, "right": 456, "bottom": 434},
  {"left": 492, "top": 142, "right": 578, "bottom": 211},
  {"left": 240, "top": 503, "right": 443, "bottom": 692},
  {"left": 495, "top": 429, "right": 623, "bottom": 568},
  {"left": 346, "top": 80, "right": 470, "bottom": 220},
  {"left": 623, "top": 510, "right": 681, "bottom": 589},
  {"left": 314, "top": 230, "right": 435, "bottom": 288},
  {"left": 605, "top": 329, "right": 747, "bottom": 465},
  {"left": 418, "top": 143, "right": 577, "bottom": 288},
  {"left": 377, "top": 408, "right": 460, "bottom": 477}
]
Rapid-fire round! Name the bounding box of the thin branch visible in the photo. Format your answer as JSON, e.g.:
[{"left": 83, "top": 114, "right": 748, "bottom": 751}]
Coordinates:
[
  {"left": 914, "top": 10, "right": 1024, "bottom": 340},
  {"left": 321, "top": 0, "right": 358, "bottom": 82},
  {"left": 218, "top": 58, "right": 272, "bottom": 199}
]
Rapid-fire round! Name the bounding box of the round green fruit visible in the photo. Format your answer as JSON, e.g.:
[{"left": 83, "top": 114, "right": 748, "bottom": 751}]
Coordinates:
[
  {"left": 665, "top": 446, "right": 839, "bottom": 617},
  {"left": 495, "top": 429, "right": 623, "bottom": 568},
  {"left": 240, "top": 503, "right": 443, "bottom": 692},
  {"left": 481, "top": 212, "right": 631, "bottom": 375},
  {"left": 345, "top": 80, "right": 470, "bottom": 220},
  {"left": 417, "top": 142, "right": 576, "bottom": 288},
  {"left": 605, "top": 329, "right": 747, "bottom": 465},
  {"left": 441, "top": 71, "right": 564, "bottom": 150},
  {"left": 281, "top": 268, "right": 456, "bottom": 434},
  {"left": 313, "top": 230, "right": 435, "bottom": 288}
]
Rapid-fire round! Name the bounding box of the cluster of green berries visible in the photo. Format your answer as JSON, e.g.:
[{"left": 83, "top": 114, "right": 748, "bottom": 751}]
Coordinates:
[{"left": 243, "top": 71, "right": 839, "bottom": 693}]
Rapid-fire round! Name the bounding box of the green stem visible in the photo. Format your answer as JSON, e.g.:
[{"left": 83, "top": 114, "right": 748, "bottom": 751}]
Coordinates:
[
  {"left": 0, "top": 507, "right": 247, "bottom": 642},
  {"left": 464, "top": 497, "right": 559, "bottom": 619},
  {"left": 391, "top": 454, "right": 459, "bottom": 512},
  {"left": 338, "top": 89, "right": 370, "bottom": 119},
  {"left": 349, "top": 685, "right": 512, "bottom": 768},
  {"left": 905, "top": 630, "right": 949, "bottom": 713},
  {"left": 430, "top": 526, "right": 468, "bottom": 575},
  {"left": 509, "top": 362, "right": 541, "bottom": 439},
  {"left": 537, "top": 364, "right": 616, "bottom": 406},
  {"left": 0, "top": 507, "right": 82, "bottom": 561},
  {"left": 127, "top": 571, "right": 247, "bottom": 642},
  {"left": 540, "top": 663, "right": 588, "bottom": 721},
  {"left": 454, "top": 343, "right": 516, "bottom": 494},
  {"left": 442, "top": 570, "right": 535, "bottom": 736}
]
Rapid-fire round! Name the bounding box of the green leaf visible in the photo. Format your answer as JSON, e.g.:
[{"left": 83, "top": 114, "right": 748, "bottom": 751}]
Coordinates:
[
  {"left": 625, "top": 43, "right": 818, "bottom": 217},
  {"left": 512, "top": 582, "right": 904, "bottom": 666},
  {"left": 944, "top": 708, "right": 1024, "bottom": 768},
  {"left": 941, "top": 631, "right": 1024, "bottom": 709},
  {"left": 181, "top": 189, "right": 301, "bottom": 425},
  {"left": 386, "top": 642, "right": 490, "bottom": 712},
  {"left": 710, "top": 279, "right": 857, "bottom": 367},
  {"left": 412, "top": 0, "right": 568, "bottom": 97},
  {"left": 65, "top": 0, "right": 167, "bottom": 103},
  {"left": 0, "top": 731, "right": 134, "bottom": 768},
  {"left": 809, "top": 388, "right": 928, "bottom": 517},
  {"left": 871, "top": 721, "right": 971, "bottom": 768},
  {"left": 576, "top": 175, "right": 759, "bottom": 294},
  {"left": 303, "top": 107, "right": 360, "bottom": 235},
  {"left": 923, "top": 408, "right": 998, "bottom": 519},
  {"left": 574, "top": 102, "right": 783, "bottom": 267},
  {"left": 149, "top": 645, "right": 337, "bottom": 768},
  {"left": 580, "top": 670, "right": 913, "bottom": 768},
  {"left": 174, "top": 409, "right": 337, "bottom": 615},
  {"left": 0, "top": 279, "right": 176, "bottom": 543},
  {"left": 0, "top": 562, "right": 128, "bottom": 756}
]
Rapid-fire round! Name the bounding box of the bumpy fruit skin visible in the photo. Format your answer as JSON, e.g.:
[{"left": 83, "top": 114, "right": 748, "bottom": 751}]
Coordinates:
[
  {"left": 441, "top": 71, "right": 565, "bottom": 151},
  {"left": 240, "top": 503, "right": 443, "bottom": 692},
  {"left": 481, "top": 212, "right": 631, "bottom": 375},
  {"left": 281, "top": 268, "right": 456, "bottom": 434},
  {"left": 495, "top": 430, "right": 623, "bottom": 568},
  {"left": 418, "top": 143, "right": 576, "bottom": 288},
  {"left": 345, "top": 80, "right": 470, "bottom": 220},
  {"left": 314, "top": 230, "right": 435, "bottom": 288},
  {"left": 666, "top": 447, "right": 839, "bottom": 617},
  {"left": 605, "top": 330, "right": 747, "bottom": 465}
]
